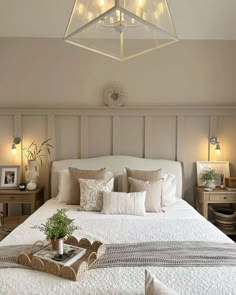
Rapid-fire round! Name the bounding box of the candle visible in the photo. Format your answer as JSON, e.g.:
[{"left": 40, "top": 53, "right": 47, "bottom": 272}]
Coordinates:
[{"left": 58, "top": 239, "right": 64, "bottom": 256}]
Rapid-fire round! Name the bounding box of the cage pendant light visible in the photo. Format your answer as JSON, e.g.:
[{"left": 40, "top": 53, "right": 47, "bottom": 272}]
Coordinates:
[{"left": 65, "top": 0, "right": 178, "bottom": 61}]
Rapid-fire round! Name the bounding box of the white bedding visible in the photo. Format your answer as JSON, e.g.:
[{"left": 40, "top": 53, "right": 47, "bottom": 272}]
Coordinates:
[{"left": 0, "top": 199, "right": 236, "bottom": 295}]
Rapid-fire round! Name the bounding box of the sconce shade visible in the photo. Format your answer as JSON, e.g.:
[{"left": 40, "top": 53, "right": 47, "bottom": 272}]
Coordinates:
[{"left": 65, "top": 0, "right": 178, "bottom": 61}]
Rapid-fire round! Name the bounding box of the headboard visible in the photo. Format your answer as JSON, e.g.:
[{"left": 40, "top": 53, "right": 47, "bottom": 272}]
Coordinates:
[{"left": 51, "top": 155, "right": 183, "bottom": 198}]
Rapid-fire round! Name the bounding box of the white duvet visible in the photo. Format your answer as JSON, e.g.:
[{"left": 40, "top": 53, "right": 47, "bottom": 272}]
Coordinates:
[{"left": 0, "top": 199, "right": 236, "bottom": 295}]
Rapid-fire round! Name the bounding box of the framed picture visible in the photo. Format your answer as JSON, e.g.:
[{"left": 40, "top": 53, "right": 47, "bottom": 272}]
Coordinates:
[
  {"left": 0, "top": 165, "right": 20, "bottom": 189},
  {"left": 196, "top": 161, "right": 230, "bottom": 186}
]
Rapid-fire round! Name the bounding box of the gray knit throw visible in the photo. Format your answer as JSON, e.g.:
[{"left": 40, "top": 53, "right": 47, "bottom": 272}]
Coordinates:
[
  {"left": 0, "top": 244, "right": 42, "bottom": 269},
  {"left": 90, "top": 241, "right": 236, "bottom": 269}
]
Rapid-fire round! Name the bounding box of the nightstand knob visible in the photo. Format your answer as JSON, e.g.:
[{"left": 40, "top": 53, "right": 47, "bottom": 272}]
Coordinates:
[
  {"left": 224, "top": 196, "right": 227, "bottom": 199},
  {"left": 10, "top": 196, "right": 15, "bottom": 200}
]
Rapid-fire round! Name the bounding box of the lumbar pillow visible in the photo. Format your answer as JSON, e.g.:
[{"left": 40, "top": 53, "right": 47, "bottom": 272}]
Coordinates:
[
  {"left": 128, "top": 177, "right": 163, "bottom": 212},
  {"left": 122, "top": 168, "right": 162, "bottom": 192},
  {"left": 145, "top": 270, "right": 178, "bottom": 295},
  {"left": 79, "top": 178, "right": 114, "bottom": 211},
  {"left": 102, "top": 191, "right": 146, "bottom": 216},
  {"left": 68, "top": 168, "right": 106, "bottom": 205}
]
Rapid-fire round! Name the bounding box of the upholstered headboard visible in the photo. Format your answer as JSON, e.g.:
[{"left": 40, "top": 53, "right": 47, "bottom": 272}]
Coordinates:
[{"left": 51, "top": 155, "right": 183, "bottom": 198}]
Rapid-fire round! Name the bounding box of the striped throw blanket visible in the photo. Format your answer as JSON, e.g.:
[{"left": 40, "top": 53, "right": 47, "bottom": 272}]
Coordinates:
[
  {"left": 90, "top": 241, "right": 236, "bottom": 269},
  {"left": 0, "top": 241, "right": 236, "bottom": 270},
  {"left": 0, "top": 244, "right": 41, "bottom": 269}
]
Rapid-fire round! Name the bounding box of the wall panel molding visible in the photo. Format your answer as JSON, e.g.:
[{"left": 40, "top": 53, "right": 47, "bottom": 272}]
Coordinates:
[{"left": 0, "top": 106, "right": 235, "bottom": 204}]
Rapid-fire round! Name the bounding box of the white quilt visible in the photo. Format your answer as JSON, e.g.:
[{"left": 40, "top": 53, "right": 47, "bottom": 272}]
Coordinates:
[{"left": 0, "top": 199, "right": 235, "bottom": 295}]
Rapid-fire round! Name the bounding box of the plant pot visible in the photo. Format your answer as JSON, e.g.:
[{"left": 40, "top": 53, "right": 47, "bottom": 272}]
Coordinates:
[
  {"left": 51, "top": 238, "right": 65, "bottom": 251},
  {"left": 205, "top": 181, "right": 216, "bottom": 189}
]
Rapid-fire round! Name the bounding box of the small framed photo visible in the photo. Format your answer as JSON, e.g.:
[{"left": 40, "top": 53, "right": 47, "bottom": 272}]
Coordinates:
[
  {"left": 196, "top": 161, "right": 230, "bottom": 186},
  {"left": 0, "top": 165, "right": 20, "bottom": 189}
]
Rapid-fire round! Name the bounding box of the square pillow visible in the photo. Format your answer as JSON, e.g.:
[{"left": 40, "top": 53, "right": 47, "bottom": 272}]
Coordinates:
[
  {"left": 128, "top": 177, "right": 163, "bottom": 212},
  {"left": 145, "top": 270, "right": 178, "bottom": 295},
  {"left": 69, "top": 168, "right": 106, "bottom": 205},
  {"left": 102, "top": 191, "right": 146, "bottom": 216},
  {"left": 79, "top": 178, "right": 114, "bottom": 211},
  {"left": 122, "top": 168, "right": 162, "bottom": 193}
]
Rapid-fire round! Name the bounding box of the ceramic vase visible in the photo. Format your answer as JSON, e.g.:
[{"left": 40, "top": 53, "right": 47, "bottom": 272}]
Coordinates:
[{"left": 25, "top": 160, "right": 39, "bottom": 187}]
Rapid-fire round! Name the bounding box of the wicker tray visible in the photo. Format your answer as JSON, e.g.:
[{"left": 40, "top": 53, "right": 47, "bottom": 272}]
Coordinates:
[{"left": 17, "top": 237, "right": 103, "bottom": 281}]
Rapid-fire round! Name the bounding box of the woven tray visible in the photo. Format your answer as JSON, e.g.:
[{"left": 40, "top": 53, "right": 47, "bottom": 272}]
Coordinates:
[{"left": 17, "top": 237, "right": 103, "bottom": 281}]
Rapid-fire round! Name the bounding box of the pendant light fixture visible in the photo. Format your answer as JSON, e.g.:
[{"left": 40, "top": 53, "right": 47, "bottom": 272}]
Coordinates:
[{"left": 65, "top": 0, "right": 178, "bottom": 61}]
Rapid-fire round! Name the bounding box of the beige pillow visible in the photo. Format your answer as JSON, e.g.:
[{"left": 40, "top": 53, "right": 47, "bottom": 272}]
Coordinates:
[
  {"left": 68, "top": 168, "right": 106, "bottom": 205},
  {"left": 102, "top": 191, "right": 146, "bottom": 216},
  {"left": 129, "top": 177, "right": 163, "bottom": 212},
  {"left": 145, "top": 270, "right": 178, "bottom": 295},
  {"left": 79, "top": 178, "right": 114, "bottom": 211},
  {"left": 123, "top": 168, "right": 162, "bottom": 192}
]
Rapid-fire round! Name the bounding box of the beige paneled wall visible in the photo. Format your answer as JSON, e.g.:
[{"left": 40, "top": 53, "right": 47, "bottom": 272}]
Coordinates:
[{"left": 0, "top": 107, "right": 236, "bottom": 206}]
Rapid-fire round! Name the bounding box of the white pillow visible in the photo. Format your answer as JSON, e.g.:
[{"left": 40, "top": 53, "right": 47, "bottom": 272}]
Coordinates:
[
  {"left": 56, "top": 170, "right": 72, "bottom": 203},
  {"left": 102, "top": 191, "right": 146, "bottom": 216},
  {"left": 79, "top": 178, "right": 114, "bottom": 211},
  {"left": 162, "top": 173, "right": 176, "bottom": 207},
  {"left": 145, "top": 270, "right": 178, "bottom": 295},
  {"left": 121, "top": 169, "right": 177, "bottom": 207},
  {"left": 56, "top": 169, "right": 114, "bottom": 204}
]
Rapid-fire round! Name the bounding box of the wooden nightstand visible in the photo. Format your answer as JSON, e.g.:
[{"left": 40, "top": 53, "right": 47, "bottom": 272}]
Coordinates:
[
  {"left": 0, "top": 186, "right": 44, "bottom": 231},
  {"left": 194, "top": 187, "right": 236, "bottom": 235}
]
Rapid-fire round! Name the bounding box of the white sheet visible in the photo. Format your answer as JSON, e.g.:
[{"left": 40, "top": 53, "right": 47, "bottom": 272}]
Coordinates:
[{"left": 0, "top": 199, "right": 235, "bottom": 295}]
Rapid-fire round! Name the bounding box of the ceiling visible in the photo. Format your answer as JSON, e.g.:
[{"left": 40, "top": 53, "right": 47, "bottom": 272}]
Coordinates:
[{"left": 0, "top": 0, "right": 236, "bottom": 39}]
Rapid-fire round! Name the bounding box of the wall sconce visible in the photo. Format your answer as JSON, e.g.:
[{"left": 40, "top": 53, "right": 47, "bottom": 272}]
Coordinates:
[
  {"left": 11, "top": 137, "right": 21, "bottom": 155},
  {"left": 210, "top": 137, "right": 221, "bottom": 155}
]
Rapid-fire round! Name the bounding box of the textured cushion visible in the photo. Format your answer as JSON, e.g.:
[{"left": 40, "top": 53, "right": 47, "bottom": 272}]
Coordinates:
[
  {"left": 128, "top": 177, "right": 163, "bottom": 212},
  {"left": 122, "top": 168, "right": 162, "bottom": 192},
  {"left": 145, "top": 270, "right": 178, "bottom": 295},
  {"left": 102, "top": 191, "right": 146, "bottom": 216},
  {"left": 79, "top": 178, "right": 114, "bottom": 211},
  {"left": 69, "top": 168, "right": 106, "bottom": 205}
]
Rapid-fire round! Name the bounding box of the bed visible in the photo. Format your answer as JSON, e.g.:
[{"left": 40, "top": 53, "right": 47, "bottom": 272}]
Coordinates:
[{"left": 0, "top": 156, "right": 236, "bottom": 295}]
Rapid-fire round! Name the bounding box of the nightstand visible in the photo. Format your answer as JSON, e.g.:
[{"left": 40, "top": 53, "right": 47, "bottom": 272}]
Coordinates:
[
  {"left": 194, "top": 186, "right": 236, "bottom": 235},
  {"left": 0, "top": 186, "right": 44, "bottom": 231}
]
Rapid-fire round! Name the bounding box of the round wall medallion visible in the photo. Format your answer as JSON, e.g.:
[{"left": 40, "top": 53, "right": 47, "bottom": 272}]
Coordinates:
[{"left": 103, "top": 87, "right": 126, "bottom": 107}]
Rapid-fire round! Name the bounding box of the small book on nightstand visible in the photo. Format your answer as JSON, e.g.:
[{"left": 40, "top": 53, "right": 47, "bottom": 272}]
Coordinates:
[
  {"left": 225, "top": 187, "right": 236, "bottom": 191},
  {"left": 33, "top": 244, "right": 86, "bottom": 267}
]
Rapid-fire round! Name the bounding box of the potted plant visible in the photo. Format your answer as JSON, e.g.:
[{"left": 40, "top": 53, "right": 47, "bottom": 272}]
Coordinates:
[
  {"left": 200, "top": 169, "right": 217, "bottom": 189},
  {"left": 23, "top": 138, "right": 54, "bottom": 189},
  {"left": 33, "top": 209, "right": 80, "bottom": 251}
]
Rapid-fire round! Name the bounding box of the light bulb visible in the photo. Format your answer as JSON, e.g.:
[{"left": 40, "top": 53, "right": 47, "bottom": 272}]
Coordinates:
[
  {"left": 100, "top": 0, "right": 105, "bottom": 7},
  {"left": 138, "top": 0, "right": 144, "bottom": 8},
  {"left": 77, "top": 3, "right": 84, "bottom": 15},
  {"left": 158, "top": 2, "right": 164, "bottom": 14},
  {"left": 11, "top": 143, "right": 17, "bottom": 155}
]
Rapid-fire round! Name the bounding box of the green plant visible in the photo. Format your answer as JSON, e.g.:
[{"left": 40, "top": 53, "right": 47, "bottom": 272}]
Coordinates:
[
  {"left": 32, "top": 209, "right": 80, "bottom": 240},
  {"left": 23, "top": 138, "right": 54, "bottom": 165},
  {"left": 200, "top": 169, "right": 217, "bottom": 183}
]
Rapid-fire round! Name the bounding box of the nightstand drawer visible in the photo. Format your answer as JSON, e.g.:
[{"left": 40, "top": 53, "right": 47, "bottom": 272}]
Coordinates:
[
  {"left": 209, "top": 194, "right": 236, "bottom": 202},
  {"left": 0, "top": 195, "right": 32, "bottom": 203}
]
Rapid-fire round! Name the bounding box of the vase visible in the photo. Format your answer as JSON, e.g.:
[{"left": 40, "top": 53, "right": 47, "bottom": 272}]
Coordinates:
[
  {"left": 26, "top": 179, "right": 37, "bottom": 191},
  {"left": 205, "top": 180, "right": 216, "bottom": 189},
  {"left": 25, "top": 160, "right": 39, "bottom": 187}
]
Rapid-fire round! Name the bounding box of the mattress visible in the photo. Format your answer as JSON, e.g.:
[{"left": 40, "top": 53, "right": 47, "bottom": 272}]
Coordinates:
[{"left": 0, "top": 198, "right": 235, "bottom": 295}]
